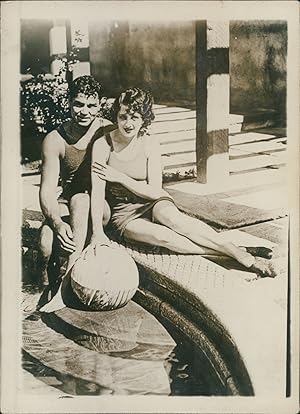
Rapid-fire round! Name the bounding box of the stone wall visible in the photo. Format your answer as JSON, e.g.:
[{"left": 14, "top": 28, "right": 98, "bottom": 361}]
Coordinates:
[
  {"left": 230, "top": 21, "right": 287, "bottom": 115},
  {"left": 89, "top": 21, "right": 195, "bottom": 106},
  {"left": 89, "top": 20, "right": 287, "bottom": 116},
  {"left": 20, "top": 19, "right": 287, "bottom": 116}
]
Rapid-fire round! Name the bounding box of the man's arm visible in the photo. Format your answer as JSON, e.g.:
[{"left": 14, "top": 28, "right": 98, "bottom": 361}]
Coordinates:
[{"left": 39, "top": 131, "right": 75, "bottom": 252}]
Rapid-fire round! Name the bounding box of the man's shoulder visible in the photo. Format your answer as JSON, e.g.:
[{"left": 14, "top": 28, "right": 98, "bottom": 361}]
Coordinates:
[
  {"left": 102, "top": 118, "right": 113, "bottom": 127},
  {"left": 42, "top": 128, "right": 64, "bottom": 154}
]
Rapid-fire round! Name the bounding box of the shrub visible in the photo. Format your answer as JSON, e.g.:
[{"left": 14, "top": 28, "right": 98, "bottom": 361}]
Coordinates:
[
  {"left": 20, "top": 75, "right": 114, "bottom": 162},
  {"left": 20, "top": 75, "right": 70, "bottom": 162}
]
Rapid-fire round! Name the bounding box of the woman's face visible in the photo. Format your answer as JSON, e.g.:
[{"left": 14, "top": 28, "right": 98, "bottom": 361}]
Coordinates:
[{"left": 117, "top": 104, "right": 143, "bottom": 139}]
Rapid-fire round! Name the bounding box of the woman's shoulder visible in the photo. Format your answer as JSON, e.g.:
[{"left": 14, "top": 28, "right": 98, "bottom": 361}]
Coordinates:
[{"left": 142, "top": 133, "right": 160, "bottom": 157}]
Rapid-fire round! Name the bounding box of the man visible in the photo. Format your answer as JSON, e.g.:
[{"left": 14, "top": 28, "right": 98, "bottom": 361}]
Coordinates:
[{"left": 38, "top": 75, "right": 111, "bottom": 312}]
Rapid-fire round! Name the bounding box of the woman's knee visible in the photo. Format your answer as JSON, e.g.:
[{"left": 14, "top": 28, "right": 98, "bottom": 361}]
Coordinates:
[
  {"left": 153, "top": 202, "right": 185, "bottom": 229},
  {"left": 125, "top": 222, "right": 175, "bottom": 247},
  {"left": 153, "top": 227, "right": 177, "bottom": 247},
  {"left": 102, "top": 200, "right": 111, "bottom": 227}
]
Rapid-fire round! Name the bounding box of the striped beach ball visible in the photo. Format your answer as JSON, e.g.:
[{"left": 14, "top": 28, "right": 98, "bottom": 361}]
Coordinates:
[{"left": 70, "top": 244, "right": 139, "bottom": 311}]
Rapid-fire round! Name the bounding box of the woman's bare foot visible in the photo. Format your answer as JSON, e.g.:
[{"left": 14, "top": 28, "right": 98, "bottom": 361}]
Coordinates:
[
  {"left": 244, "top": 246, "right": 273, "bottom": 260},
  {"left": 248, "top": 257, "right": 277, "bottom": 278}
]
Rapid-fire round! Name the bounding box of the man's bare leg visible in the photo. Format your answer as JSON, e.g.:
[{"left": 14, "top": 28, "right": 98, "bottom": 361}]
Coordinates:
[
  {"left": 38, "top": 203, "right": 69, "bottom": 286},
  {"left": 39, "top": 193, "right": 90, "bottom": 312},
  {"left": 38, "top": 223, "right": 54, "bottom": 289}
]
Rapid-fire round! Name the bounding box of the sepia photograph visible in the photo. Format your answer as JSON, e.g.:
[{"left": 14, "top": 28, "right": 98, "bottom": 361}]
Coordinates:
[{"left": 1, "top": 1, "right": 299, "bottom": 413}]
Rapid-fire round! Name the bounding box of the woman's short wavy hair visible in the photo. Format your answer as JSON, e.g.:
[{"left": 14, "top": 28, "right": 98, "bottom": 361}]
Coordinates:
[
  {"left": 110, "top": 88, "right": 155, "bottom": 136},
  {"left": 69, "top": 75, "right": 104, "bottom": 101}
]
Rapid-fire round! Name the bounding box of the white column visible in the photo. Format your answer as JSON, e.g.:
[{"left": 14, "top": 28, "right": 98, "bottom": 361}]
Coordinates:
[
  {"left": 70, "top": 19, "right": 90, "bottom": 79},
  {"left": 49, "top": 20, "right": 67, "bottom": 76}
]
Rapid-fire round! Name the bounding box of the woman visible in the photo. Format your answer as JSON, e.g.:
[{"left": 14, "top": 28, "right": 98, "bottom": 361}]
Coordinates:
[{"left": 91, "top": 88, "right": 276, "bottom": 279}]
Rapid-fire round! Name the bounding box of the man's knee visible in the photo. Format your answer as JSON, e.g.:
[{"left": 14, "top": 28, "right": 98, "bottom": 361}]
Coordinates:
[
  {"left": 69, "top": 193, "right": 90, "bottom": 230},
  {"left": 39, "top": 224, "right": 54, "bottom": 260},
  {"left": 70, "top": 192, "right": 90, "bottom": 211}
]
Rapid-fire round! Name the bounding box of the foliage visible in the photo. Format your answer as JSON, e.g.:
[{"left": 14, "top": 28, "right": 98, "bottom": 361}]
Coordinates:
[
  {"left": 20, "top": 30, "right": 114, "bottom": 161},
  {"left": 162, "top": 168, "right": 197, "bottom": 183},
  {"left": 20, "top": 76, "right": 70, "bottom": 137},
  {"left": 20, "top": 30, "right": 85, "bottom": 138}
]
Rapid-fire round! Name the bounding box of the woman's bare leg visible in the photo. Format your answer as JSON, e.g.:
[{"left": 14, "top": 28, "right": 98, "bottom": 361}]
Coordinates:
[
  {"left": 124, "top": 218, "right": 223, "bottom": 254},
  {"left": 152, "top": 200, "right": 276, "bottom": 277}
]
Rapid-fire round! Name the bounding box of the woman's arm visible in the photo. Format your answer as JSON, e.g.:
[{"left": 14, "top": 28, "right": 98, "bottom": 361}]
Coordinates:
[
  {"left": 90, "top": 138, "right": 111, "bottom": 242},
  {"left": 93, "top": 137, "right": 169, "bottom": 200}
]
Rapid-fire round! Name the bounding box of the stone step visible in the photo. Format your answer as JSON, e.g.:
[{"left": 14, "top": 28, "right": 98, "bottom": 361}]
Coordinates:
[
  {"left": 153, "top": 105, "right": 244, "bottom": 123},
  {"left": 161, "top": 141, "right": 195, "bottom": 155},
  {"left": 230, "top": 140, "right": 286, "bottom": 155},
  {"left": 161, "top": 136, "right": 286, "bottom": 157},
  {"left": 230, "top": 152, "right": 287, "bottom": 174},
  {"left": 230, "top": 132, "right": 286, "bottom": 146},
  {"left": 163, "top": 153, "right": 196, "bottom": 169},
  {"left": 156, "top": 125, "right": 285, "bottom": 148},
  {"left": 155, "top": 129, "right": 196, "bottom": 144},
  {"left": 150, "top": 118, "right": 195, "bottom": 135},
  {"left": 154, "top": 110, "right": 196, "bottom": 123},
  {"left": 151, "top": 113, "right": 244, "bottom": 136},
  {"left": 163, "top": 148, "right": 287, "bottom": 171}
]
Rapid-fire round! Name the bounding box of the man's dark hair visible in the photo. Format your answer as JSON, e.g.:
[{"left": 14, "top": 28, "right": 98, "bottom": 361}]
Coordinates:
[{"left": 69, "top": 75, "right": 103, "bottom": 101}]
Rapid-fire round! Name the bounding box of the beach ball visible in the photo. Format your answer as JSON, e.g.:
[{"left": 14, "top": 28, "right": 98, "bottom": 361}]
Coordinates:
[{"left": 71, "top": 244, "right": 139, "bottom": 311}]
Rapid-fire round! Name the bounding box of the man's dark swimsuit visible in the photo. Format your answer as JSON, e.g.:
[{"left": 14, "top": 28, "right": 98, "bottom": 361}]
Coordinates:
[{"left": 57, "top": 122, "right": 102, "bottom": 202}]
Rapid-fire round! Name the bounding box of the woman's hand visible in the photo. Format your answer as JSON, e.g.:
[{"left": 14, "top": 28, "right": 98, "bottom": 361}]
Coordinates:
[
  {"left": 92, "top": 162, "right": 125, "bottom": 184},
  {"left": 90, "top": 232, "right": 110, "bottom": 250}
]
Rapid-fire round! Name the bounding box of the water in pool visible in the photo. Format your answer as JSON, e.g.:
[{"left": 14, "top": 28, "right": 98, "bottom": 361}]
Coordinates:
[{"left": 22, "top": 281, "right": 226, "bottom": 396}]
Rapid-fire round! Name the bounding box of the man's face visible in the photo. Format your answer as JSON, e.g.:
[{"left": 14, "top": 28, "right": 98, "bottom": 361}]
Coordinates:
[{"left": 70, "top": 93, "right": 100, "bottom": 127}]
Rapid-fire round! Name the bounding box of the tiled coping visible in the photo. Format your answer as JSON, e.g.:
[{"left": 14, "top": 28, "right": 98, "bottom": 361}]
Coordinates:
[{"left": 22, "top": 213, "right": 287, "bottom": 397}]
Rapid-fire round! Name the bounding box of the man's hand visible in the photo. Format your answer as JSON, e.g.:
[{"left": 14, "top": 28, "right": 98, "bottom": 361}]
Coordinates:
[
  {"left": 88, "top": 116, "right": 103, "bottom": 136},
  {"left": 54, "top": 222, "right": 76, "bottom": 253},
  {"left": 92, "top": 162, "right": 126, "bottom": 184}
]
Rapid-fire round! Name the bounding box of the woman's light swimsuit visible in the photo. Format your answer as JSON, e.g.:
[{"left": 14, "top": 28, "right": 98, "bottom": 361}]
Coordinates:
[{"left": 104, "top": 130, "right": 174, "bottom": 237}]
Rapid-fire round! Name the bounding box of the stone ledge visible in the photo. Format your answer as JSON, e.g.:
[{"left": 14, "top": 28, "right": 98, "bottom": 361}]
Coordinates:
[{"left": 22, "top": 214, "right": 287, "bottom": 397}]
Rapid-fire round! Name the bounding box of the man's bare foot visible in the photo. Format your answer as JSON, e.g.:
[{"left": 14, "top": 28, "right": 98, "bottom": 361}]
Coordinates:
[
  {"left": 248, "top": 257, "right": 277, "bottom": 278},
  {"left": 39, "top": 267, "right": 50, "bottom": 288},
  {"left": 38, "top": 284, "right": 65, "bottom": 313}
]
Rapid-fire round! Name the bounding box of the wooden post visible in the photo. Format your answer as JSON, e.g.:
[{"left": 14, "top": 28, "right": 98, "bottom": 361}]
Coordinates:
[{"left": 195, "top": 21, "right": 230, "bottom": 184}]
